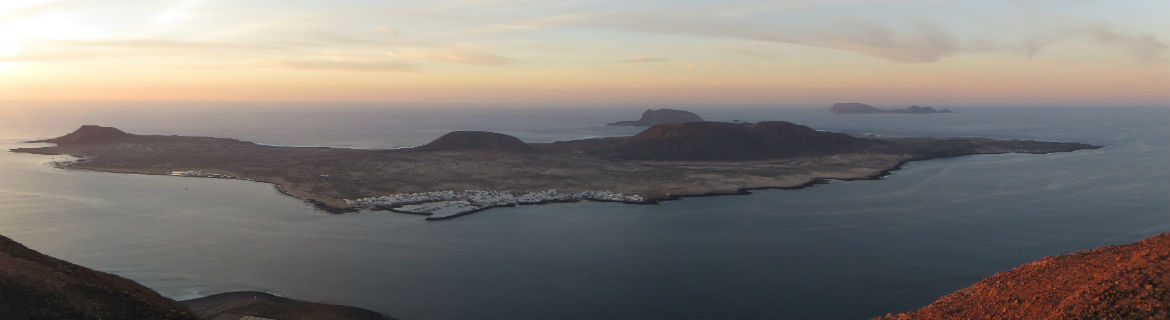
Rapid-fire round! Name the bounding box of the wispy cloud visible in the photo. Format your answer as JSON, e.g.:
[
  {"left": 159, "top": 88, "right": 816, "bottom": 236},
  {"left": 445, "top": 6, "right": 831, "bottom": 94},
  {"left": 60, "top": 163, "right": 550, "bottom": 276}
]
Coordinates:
[
  {"left": 612, "top": 57, "right": 667, "bottom": 63},
  {"left": 394, "top": 47, "right": 516, "bottom": 65},
  {"left": 278, "top": 58, "right": 419, "bottom": 72},
  {"left": 439, "top": 4, "right": 962, "bottom": 63},
  {"left": 1019, "top": 22, "right": 1167, "bottom": 61}
]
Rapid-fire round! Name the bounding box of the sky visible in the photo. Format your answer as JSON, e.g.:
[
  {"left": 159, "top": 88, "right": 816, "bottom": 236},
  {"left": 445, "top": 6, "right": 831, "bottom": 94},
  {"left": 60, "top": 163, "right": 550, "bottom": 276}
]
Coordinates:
[{"left": 0, "top": 0, "right": 1167, "bottom": 106}]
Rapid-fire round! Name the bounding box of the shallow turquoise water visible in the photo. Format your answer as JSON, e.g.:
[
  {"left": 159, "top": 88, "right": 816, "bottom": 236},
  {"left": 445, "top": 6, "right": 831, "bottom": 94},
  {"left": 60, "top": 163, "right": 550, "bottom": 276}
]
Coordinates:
[{"left": 1, "top": 103, "right": 1166, "bottom": 319}]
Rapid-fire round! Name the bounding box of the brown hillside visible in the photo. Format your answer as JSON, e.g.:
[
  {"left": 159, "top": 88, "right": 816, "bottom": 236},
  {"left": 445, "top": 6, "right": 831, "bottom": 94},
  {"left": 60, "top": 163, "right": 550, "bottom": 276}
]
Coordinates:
[{"left": 877, "top": 233, "right": 1169, "bottom": 320}]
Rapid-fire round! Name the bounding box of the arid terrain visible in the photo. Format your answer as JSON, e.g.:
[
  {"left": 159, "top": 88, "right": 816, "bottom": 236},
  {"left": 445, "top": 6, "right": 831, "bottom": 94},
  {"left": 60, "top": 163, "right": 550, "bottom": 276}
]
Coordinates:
[
  {"left": 877, "top": 233, "right": 1169, "bottom": 320},
  {"left": 12, "top": 123, "right": 1096, "bottom": 217}
]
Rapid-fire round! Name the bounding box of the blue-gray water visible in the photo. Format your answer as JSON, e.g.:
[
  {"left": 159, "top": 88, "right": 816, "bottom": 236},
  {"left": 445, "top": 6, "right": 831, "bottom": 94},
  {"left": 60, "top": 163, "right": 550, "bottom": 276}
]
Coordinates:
[{"left": 0, "top": 103, "right": 1167, "bottom": 320}]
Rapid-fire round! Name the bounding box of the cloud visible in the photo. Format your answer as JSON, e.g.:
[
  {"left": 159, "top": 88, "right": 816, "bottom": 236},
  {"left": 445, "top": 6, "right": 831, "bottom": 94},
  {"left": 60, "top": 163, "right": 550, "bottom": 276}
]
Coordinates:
[
  {"left": 612, "top": 57, "right": 667, "bottom": 63},
  {"left": 454, "top": 4, "right": 961, "bottom": 63},
  {"left": 76, "top": 39, "right": 290, "bottom": 50},
  {"left": 395, "top": 47, "right": 516, "bottom": 65},
  {"left": 816, "top": 18, "right": 956, "bottom": 62},
  {"left": 1019, "top": 22, "right": 1168, "bottom": 61},
  {"left": 278, "top": 59, "right": 419, "bottom": 72},
  {"left": 716, "top": 43, "right": 778, "bottom": 59},
  {"left": 1083, "top": 24, "right": 1167, "bottom": 60}
]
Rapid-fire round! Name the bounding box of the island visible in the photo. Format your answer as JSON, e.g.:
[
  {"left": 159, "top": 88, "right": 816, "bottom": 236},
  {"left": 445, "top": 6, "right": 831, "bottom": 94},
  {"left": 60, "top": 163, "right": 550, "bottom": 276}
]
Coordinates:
[
  {"left": 830, "top": 103, "right": 953, "bottom": 114},
  {"left": 877, "top": 233, "right": 1168, "bottom": 320},
  {"left": 607, "top": 108, "right": 703, "bottom": 126},
  {"left": 11, "top": 123, "right": 1096, "bottom": 220}
]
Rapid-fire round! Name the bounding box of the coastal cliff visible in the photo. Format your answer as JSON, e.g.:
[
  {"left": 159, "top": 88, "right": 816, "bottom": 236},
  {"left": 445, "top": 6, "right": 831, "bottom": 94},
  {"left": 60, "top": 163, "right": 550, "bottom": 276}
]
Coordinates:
[
  {"left": 607, "top": 108, "right": 703, "bottom": 126},
  {"left": 877, "top": 233, "right": 1169, "bottom": 320}
]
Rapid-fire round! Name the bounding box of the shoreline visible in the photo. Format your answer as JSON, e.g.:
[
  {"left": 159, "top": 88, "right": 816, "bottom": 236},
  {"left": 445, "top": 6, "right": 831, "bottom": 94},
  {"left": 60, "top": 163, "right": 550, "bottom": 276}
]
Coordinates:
[{"left": 38, "top": 149, "right": 1006, "bottom": 219}]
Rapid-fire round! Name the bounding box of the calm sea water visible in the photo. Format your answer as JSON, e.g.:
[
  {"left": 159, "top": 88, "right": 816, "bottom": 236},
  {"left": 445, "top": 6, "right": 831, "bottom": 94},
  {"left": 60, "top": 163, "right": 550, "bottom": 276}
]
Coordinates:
[{"left": 1, "top": 102, "right": 1167, "bottom": 320}]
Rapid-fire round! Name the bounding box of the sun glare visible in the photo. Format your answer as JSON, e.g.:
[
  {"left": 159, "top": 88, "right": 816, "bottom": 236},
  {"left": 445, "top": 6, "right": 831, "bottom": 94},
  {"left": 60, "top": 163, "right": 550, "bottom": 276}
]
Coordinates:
[
  {"left": 0, "top": 38, "right": 19, "bottom": 55},
  {"left": 11, "top": 12, "right": 106, "bottom": 39}
]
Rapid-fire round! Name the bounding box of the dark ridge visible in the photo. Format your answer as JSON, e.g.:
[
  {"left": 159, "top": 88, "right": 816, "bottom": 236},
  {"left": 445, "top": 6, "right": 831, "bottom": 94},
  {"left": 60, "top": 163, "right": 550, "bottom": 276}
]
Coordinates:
[
  {"left": 182, "top": 291, "right": 397, "bottom": 320},
  {"left": 607, "top": 108, "right": 704, "bottom": 126},
  {"left": 600, "top": 121, "right": 865, "bottom": 161},
  {"left": 0, "top": 234, "right": 199, "bottom": 320},
  {"left": 34, "top": 125, "right": 133, "bottom": 146},
  {"left": 413, "top": 131, "right": 535, "bottom": 153}
]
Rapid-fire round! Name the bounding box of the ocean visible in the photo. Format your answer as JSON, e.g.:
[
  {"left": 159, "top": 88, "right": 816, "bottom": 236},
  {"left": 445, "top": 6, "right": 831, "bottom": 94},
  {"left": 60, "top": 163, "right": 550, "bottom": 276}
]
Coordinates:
[{"left": 1, "top": 102, "right": 1167, "bottom": 320}]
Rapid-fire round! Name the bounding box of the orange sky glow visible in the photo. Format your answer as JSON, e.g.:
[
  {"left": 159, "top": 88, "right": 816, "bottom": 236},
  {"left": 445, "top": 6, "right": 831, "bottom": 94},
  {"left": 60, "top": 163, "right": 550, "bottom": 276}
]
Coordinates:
[{"left": 1, "top": 0, "right": 1167, "bottom": 106}]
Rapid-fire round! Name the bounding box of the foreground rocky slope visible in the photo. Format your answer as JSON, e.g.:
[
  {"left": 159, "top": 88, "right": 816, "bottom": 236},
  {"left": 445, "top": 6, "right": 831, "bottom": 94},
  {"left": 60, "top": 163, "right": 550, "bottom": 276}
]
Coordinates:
[
  {"left": 0, "top": 233, "right": 396, "bottom": 320},
  {"left": 0, "top": 234, "right": 199, "bottom": 319},
  {"left": 877, "top": 233, "right": 1169, "bottom": 320}
]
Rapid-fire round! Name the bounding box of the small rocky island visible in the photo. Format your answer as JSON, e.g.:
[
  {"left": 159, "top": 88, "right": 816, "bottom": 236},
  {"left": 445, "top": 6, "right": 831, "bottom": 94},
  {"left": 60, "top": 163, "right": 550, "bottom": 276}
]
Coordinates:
[
  {"left": 607, "top": 108, "right": 703, "bottom": 126},
  {"left": 12, "top": 123, "right": 1095, "bottom": 220},
  {"left": 831, "top": 103, "right": 953, "bottom": 114}
]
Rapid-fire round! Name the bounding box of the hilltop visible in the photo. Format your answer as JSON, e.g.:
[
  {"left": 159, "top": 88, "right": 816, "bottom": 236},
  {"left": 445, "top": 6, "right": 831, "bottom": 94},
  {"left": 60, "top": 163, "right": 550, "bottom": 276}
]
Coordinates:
[
  {"left": 587, "top": 121, "right": 863, "bottom": 161},
  {"left": 413, "top": 131, "right": 535, "bottom": 153},
  {"left": 33, "top": 125, "right": 132, "bottom": 146}
]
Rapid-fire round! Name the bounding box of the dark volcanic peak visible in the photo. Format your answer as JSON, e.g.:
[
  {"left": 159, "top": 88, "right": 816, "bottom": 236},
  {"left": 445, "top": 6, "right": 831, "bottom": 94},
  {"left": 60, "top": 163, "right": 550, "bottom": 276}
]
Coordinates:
[
  {"left": 604, "top": 121, "right": 863, "bottom": 161},
  {"left": 0, "top": 234, "right": 198, "bottom": 319},
  {"left": 608, "top": 108, "right": 704, "bottom": 126},
  {"left": 37, "top": 125, "right": 132, "bottom": 146},
  {"left": 414, "top": 131, "right": 535, "bottom": 153}
]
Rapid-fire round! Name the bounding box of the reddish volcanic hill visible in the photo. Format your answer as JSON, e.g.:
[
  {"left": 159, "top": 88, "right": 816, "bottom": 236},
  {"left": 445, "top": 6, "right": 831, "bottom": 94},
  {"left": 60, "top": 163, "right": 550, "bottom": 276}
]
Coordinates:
[
  {"left": 35, "top": 125, "right": 133, "bottom": 146},
  {"left": 414, "top": 131, "right": 535, "bottom": 153},
  {"left": 0, "top": 234, "right": 198, "bottom": 319},
  {"left": 601, "top": 121, "right": 864, "bottom": 161},
  {"left": 877, "top": 233, "right": 1169, "bottom": 320}
]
